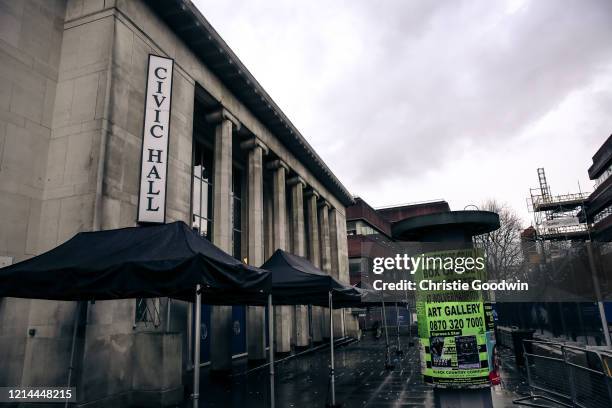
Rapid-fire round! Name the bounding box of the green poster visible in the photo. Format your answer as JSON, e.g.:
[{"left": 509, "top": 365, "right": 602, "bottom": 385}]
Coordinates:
[{"left": 414, "top": 248, "right": 491, "bottom": 386}]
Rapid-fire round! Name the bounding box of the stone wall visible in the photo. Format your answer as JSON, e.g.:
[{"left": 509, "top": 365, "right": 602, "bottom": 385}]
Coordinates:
[
  {"left": 0, "top": 0, "right": 68, "bottom": 387},
  {"left": 0, "top": 0, "right": 353, "bottom": 404}
]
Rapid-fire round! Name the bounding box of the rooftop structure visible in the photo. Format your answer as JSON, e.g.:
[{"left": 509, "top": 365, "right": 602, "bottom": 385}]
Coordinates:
[{"left": 528, "top": 168, "right": 591, "bottom": 241}]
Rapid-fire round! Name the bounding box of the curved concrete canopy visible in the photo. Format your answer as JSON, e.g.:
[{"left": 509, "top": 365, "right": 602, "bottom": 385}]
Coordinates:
[{"left": 391, "top": 210, "right": 500, "bottom": 242}]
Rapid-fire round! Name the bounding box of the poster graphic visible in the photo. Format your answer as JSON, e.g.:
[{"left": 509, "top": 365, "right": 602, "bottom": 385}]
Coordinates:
[
  {"left": 456, "top": 335, "right": 480, "bottom": 369},
  {"left": 430, "top": 336, "right": 452, "bottom": 369}
]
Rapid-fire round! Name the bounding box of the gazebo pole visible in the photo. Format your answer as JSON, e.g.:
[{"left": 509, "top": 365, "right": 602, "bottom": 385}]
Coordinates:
[
  {"left": 395, "top": 302, "right": 403, "bottom": 356},
  {"left": 380, "top": 296, "right": 393, "bottom": 370},
  {"left": 308, "top": 304, "right": 313, "bottom": 348},
  {"left": 193, "top": 285, "right": 201, "bottom": 408},
  {"left": 328, "top": 291, "right": 339, "bottom": 408},
  {"left": 404, "top": 286, "right": 413, "bottom": 347},
  {"left": 268, "top": 294, "right": 275, "bottom": 408},
  {"left": 166, "top": 298, "right": 172, "bottom": 332},
  {"left": 65, "top": 301, "right": 83, "bottom": 408}
]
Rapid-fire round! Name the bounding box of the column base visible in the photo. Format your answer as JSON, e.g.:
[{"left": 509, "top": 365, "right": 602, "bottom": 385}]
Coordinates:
[
  {"left": 209, "top": 369, "right": 232, "bottom": 379},
  {"left": 247, "top": 358, "right": 267, "bottom": 367},
  {"left": 275, "top": 350, "right": 291, "bottom": 359}
]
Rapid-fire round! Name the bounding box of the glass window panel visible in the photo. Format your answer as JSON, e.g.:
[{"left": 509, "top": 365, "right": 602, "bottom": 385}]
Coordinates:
[
  {"left": 206, "top": 183, "right": 213, "bottom": 219},
  {"left": 200, "top": 182, "right": 208, "bottom": 223},
  {"left": 192, "top": 177, "right": 201, "bottom": 216},
  {"left": 202, "top": 148, "right": 213, "bottom": 182},
  {"left": 201, "top": 218, "right": 211, "bottom": 240},
  {"left": 233, "top": 197, "right": 241, "bottom": 230},
  {"left": 233, "top": 230, "right": 241, "bottom": 260},
  {"left": 232, "top": 168, "right": 242, "bottom": 198},
  {"left": 192, "top": 141, "right": 214, "bottom": 240}
]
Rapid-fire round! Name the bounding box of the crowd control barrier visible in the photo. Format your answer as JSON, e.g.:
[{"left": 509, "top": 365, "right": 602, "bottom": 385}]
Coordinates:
[{"left": 514, "top": 339, "right": 612, "bottom": 408}]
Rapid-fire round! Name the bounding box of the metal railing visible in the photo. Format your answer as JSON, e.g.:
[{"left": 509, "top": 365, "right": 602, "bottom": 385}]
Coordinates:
[
  {"left": 532, "top": 192, "right": 590, "bottom": 207},
  {"left": 134, "top": 298, "right": 163, "bottom": 328},
  {"left": 536, "top": 223, "right": 591, "bottom": 238},
  {"left": 514, "top": 340, "right": 612, "bottom": 408}
]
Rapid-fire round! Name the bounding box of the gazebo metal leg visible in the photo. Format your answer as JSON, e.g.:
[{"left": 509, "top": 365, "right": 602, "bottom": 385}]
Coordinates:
[
  {"left": 327, "top": 291, "right": 340, "bottom": 408},
  {"left": 193, "top": 285, "right": 201, "bottom": 408},
  {"left": 395, "top": 302, "right": 403, "bottom": 356},
  {"left": 65, "top": 301, "right": 84, "bottom": 408},
  {"left": 381, "top": 298, "right": 394, "bottom": 370},
  {"left": 268, "top": 294, "right": 275, "bottom": 408}
]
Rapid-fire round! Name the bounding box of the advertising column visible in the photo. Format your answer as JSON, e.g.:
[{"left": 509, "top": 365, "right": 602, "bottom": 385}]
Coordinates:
[{"left": 414, "top": 248, "right": 492, "bottom": 387}]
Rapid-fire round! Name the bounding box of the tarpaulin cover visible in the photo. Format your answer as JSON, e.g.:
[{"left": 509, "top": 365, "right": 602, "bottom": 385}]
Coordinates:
[
  {"left": 0, "top": 221, "right": 270, "bottom": 304},
  {"left": 262, "top": 249, "right": 361, "bottom": 308}
]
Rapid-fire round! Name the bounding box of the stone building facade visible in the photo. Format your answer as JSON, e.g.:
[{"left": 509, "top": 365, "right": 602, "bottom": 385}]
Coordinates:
[{"left": 0, "top": 0, "right": 357, "bottom": 405}]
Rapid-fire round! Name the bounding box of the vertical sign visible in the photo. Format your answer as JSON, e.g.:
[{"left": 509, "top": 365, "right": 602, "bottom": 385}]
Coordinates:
[{"left": 138, "top": 55, "right": 173, "bottom": 224}]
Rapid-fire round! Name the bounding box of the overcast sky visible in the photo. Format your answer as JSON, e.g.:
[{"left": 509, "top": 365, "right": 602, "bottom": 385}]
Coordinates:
[{"left": 193, "top": 0, "right": 612, "bottom": 225}]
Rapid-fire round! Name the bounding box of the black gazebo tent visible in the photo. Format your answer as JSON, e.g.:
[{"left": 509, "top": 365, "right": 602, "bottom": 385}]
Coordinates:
[
  {"left": 262, "top": 249, "right": 361, "bottom": 307},
  {"left": 0, "top": 221, "right": 271, "bottom": 408},
  {"left": 262, "top": 249, "right": 364, "bottom": 407},
  {"left": 0, "top": 221, "right": 270, "bottom": 303}
]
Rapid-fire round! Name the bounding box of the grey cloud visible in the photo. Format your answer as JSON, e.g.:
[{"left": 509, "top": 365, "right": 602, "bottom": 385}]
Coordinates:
[
  {"left": 195, "top": 0, "right": 612, "bottom": 207},
  {"left": 313, "top": 0, "right": 612, "bottom": 185}
]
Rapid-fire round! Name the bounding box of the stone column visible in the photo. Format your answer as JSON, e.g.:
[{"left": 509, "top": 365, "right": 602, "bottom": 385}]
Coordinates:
[
  {"left": 288, "top": 176, "right": 309, "bottom": 348},
  {"left": 241, "top": 138, "right": 268, "bottom": 361},
  {"left": 318, "top": 201, "right": 332, "bottom": 272},
  {"left": 318, "top": 200, "right": 332, "bottom": 339},
  {"left": 305, "top": 190, "right": 321, "bottom": 268},
  {"left": 305, "top": 190, "right": 322, "bottom": 343},
  {"left": 207, "top": 109, "right": 239, "bottom": 373},
  {"left": 329, "top": 207, "right": 344, "bottom": 338},
  {"left": 267, "top": 160, "right": 292, "bottom": 354}
]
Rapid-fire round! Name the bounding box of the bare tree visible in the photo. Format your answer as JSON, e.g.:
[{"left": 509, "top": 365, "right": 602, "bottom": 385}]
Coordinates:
[{"left": 473, "top": 200, "right": 525, "bottom": 281}]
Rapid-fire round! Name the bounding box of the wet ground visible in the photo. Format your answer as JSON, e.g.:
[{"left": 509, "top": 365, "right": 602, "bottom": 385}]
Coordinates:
[{"left": 186, "top": 333, "right": 530, "bottom": 408}]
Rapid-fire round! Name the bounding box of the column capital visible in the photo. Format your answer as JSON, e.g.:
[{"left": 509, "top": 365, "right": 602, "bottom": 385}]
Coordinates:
[
  {"left": 304, "top": 189, "right": 320, "bottom": 199},
  {"left": 266, "top": 159, "right": 289, "bottom": 171},
  {"left": 205, "top": 108, "right": 241, "bottom": 131},
  {"left": 317, "top": 199, "right": 331, "bottom": 209},
  {"left": 287, "top": 176, "right": 306, "bottom": 187},
  {"left": 240, "top": 137, "right": 269, "bottom": 155}
]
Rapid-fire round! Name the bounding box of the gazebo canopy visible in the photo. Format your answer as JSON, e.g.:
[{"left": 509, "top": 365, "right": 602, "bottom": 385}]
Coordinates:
[
  {"left": 262, "top": 249, "right": 361, "bottom": 308},
  {"left": 0, "top": 221, "right": 270, "bottom": 304}
]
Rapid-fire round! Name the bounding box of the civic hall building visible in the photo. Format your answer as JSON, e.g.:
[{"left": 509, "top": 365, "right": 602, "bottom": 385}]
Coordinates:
[{"left": 0, "top": 0, "right": 356, "bottom": 405}]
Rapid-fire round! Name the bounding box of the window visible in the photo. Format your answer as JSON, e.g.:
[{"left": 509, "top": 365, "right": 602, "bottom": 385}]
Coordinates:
[
  {"left": 349, "top": 258, "right": 364, "bottom": 274},
  {"left": 134, "top": 298, "right": 161, "bottom": 327},
  {"left": 595, "top": 164, "right": 612, "bottom": 188},
  {"left": 192, "top": 142, "right": 214, "bottom": 240},
  {"left": 594, "top": 204, "right": 612, "bottom": 224},
  {"left": 348, "top": 220, "right": 380, "bottom": 236},
  {"left": 231, "top": 167, "right": 242, "bottom": 259}
]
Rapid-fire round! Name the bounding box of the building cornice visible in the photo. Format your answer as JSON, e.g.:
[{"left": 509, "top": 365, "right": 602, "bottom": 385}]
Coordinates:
[{"left": 144, "top": 0, "right": 354, "bottom": 207}]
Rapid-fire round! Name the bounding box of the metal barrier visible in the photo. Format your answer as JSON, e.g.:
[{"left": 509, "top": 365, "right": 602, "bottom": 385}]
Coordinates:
[{"left": 514, "top": 340, "right": 612, "bottom": 408}]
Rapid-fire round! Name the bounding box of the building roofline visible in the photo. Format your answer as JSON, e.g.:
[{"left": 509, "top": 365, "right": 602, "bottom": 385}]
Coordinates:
[
  {"left": 144, "top": 0, "right": 354, "bottom": 206},
  {"left": 588, "top": 134, "right": 612, "bottom": 180},
  {"left": 375, "top": 199, "right": 447, "bottom": 211}
]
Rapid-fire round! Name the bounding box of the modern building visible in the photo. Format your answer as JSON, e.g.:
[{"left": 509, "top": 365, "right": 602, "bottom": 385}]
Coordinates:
[
  {"left": 0, "top": 0, "right": 357, "bottom": 405},
  {"left": 527, "top": 135, "right": 612, "bottom": 244},
  {"left": 517, "top": 134, "right": 612, "bottom": 346},
  {"left": 347, "top": 197, "right": 450, "bottom": 285},
  {"left": 585, "top": 134, "right": 612, "bottom": 242},
  {"left": 346, "top": 197, "right": 451, "bottom": 328}
]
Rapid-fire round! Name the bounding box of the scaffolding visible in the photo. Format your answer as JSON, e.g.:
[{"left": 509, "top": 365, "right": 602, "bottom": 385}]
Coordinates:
[{"left": 527, "top": 168, "right": 591, "bottom": 241}]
